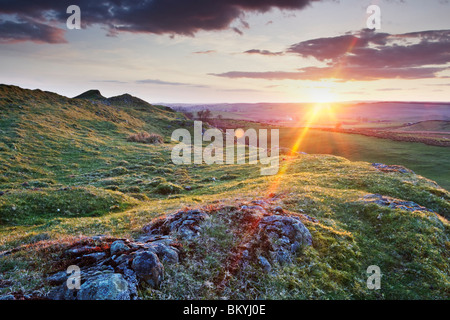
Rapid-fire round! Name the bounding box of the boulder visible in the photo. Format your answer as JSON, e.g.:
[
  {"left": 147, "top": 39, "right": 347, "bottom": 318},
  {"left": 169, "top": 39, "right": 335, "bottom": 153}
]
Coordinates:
[
  {"left": 252, "top": 215, "right": 312, "bottom": 265},
  {"left": 151, "top": 243, "right": 179, "bottom": 264},
  {"left": 46, "top": 271, "right": 68, "bottom": 285},
  {"left": 131, "top": 251, "right": 164, "bottom": 288},
  {"left": 77, "top": 273, "right": 130, "bottom": 300},
  {"left": 143, "top": 209, "right": 208, "bottom": 240},
  {"left": 47, "top": 284, "right": 78, "bottom": 300},
  {"left": 110, "top": 240, "right": 130, "bottom": 255}
]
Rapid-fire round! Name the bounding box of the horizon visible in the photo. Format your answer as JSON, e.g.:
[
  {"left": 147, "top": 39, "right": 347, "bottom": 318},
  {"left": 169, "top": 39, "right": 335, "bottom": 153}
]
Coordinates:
[
  {"left": 0, "top": 0, "right": 449, "bottom": 103},
  {"left": 2, "top": 83, "right": 450, "bottom": 106}
]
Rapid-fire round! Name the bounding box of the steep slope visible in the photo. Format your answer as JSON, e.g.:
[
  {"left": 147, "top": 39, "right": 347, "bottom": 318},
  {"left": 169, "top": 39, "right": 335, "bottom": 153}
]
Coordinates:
[{"left": 0, "top": 85, "right": 186, "bottom": 184}]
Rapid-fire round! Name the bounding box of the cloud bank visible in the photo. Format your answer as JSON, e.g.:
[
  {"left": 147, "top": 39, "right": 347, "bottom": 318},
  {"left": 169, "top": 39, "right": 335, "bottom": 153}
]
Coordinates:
[
  {"left": 0, "top": 0, "right": 318, "bottom": 43},
  {"left": 213, "top": 29, "right": 450, "bottom": 81}
]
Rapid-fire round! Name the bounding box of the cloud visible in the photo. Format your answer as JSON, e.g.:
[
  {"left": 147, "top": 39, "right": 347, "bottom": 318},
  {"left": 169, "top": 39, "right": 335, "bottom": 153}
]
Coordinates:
[
  {"left": 193, "top": 50, "right": 217, "bottom": 55},
  {"left": 219, "top": 88, "right": 262, "bottom": 92},
  {"left": 91, "top": 80, "right": 127, "bottom": 84},
  {"left": 287, "top": 29, "right": 390, "bottom": 61},
  {"left": 212, "top": 66, "right": 445, "bottom": 81},
  {"left": 232, "top": 27, "right": 244, "bottom": 36},
  {"left": 0, "top": 19, "right": 66, "bottom": 44},
  {"left": 136, "top": 79, "right": 209, "bottom": 88},
  {"left": 376, "top": 88, "right": 403, "bottom": 91},
  {"left": 0, "top": 0, "right": 318, "bottom": 43},
  {"left": 425, "top": 83, "right": 450, "bottom": 86},
  {"left": 214, "top": 29, "right": 450, "bottom": 81},
  {"left": 243, "top": 49, "right": 284, "bottom": 56}
]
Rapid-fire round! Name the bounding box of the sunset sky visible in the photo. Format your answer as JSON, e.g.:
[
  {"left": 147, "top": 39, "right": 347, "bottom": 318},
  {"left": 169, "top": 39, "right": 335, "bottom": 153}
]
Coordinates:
[{"left": 0, "top": 0, "right": 449, "bottom": 103}]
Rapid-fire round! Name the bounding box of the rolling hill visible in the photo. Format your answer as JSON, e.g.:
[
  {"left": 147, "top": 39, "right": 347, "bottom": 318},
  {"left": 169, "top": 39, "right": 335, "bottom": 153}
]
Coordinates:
[{"left": 170, "top": 102, "right": 450, "bottom": 124}]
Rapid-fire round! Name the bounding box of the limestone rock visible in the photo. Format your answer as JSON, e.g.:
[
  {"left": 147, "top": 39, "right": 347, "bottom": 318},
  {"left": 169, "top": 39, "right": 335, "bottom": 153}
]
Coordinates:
[
  {"left": 131, "top": 251, "right": 164, "bottom": 288},
  {"left": 77, "top": 273, "right": 130, "bottom": 300},
  {"left": 110, "top": 240, "right": 130, "bottom": 256}
]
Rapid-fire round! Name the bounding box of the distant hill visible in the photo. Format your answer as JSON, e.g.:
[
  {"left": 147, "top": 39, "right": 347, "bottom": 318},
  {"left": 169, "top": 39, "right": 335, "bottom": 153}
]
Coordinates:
[
  {"left": 73, "top": 89, "right": 106, "bottom": 101},
  {"left": 395, "top": 120, "right": 450, "bottom": 132},
  {"left": 171, "top": 101, "right": 450, "bottom": 124}
]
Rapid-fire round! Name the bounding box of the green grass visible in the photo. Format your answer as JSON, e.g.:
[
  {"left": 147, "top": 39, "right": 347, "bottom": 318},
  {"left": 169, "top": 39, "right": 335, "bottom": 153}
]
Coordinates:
[
  {"left": 0, "top": 85, "right": 449, "bottom": 299},
  {"left": 277, "top": 128, "right": 450, "bottom": 191},
  {"left": 213, "top": 119, "right": 450, "bottom": 190}
]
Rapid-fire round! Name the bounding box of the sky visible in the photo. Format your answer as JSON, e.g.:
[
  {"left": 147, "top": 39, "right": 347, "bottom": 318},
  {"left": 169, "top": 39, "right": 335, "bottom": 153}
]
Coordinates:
[{"left": 0, "top": 0, "right": 449, "bottom": 103}]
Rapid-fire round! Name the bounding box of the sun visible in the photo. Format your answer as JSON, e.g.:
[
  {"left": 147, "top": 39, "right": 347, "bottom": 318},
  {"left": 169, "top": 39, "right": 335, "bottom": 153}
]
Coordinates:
[
  {"left": 304, "top": 81, "right": 339, "bottom": 103},
  {"left": 311, "top": 103, "right": 338, "bottom": 125}
]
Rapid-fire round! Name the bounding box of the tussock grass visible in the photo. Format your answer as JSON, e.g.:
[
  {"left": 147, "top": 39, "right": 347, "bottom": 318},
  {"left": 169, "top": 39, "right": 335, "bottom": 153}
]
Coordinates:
[{"left": 127, "top": 132, "right": 163, "bottom": 144}]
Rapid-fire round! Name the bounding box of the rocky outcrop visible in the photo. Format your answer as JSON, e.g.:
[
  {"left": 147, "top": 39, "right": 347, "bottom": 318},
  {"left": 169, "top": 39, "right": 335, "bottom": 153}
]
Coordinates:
[
  {"left": 143, "top": 209, "right": 209, "bottom": 240},
  {"left": 254, "top": 215, "right": 312, "bottom": 265},
  {"left": 232, "top": 206, "right": 313, "bottom": 271},
  {"left": 17, "top": 201, "right": 314, "bottom": 300},
  {"left": 361, "top": 193, "right": 435, "bottom": 213},
  {"left": 45, "top": 235, "right": 180, "bottom": 300},
  {"left": 372, "top": 163, "right": 414, "bottom": 174}
]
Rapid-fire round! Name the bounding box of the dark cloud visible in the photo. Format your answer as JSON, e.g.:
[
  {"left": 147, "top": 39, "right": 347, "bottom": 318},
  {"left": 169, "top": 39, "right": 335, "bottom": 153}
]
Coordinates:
[
  {"left": 288, "top": 29, "right": 390, "bottom": 61},
  {"left": 0, "top": 0, "right": 317, "bottom": 43},
  {"left": 0, "top": 18, "right": 66, "bottom": 43},
  {"left": 214, "top": 29, "right": 450, "bottom": 81},
  {"left": 233, "top": 27, "right": 244, "bottom": 35},
  {"left": 244, "top": 49, "right": 284, "bottom": 56}
]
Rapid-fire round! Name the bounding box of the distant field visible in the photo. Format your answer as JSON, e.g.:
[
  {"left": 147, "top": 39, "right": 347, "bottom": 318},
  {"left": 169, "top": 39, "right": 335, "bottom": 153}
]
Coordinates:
[
  {"left": 394, "top": 120, "right": 450, "bottom": 132},
  {"left": 334, "top": 120, "right": 450, "bottom": 147},
  {"left": 212, "top": 118, "right": 450, "bottom": 190},
  {"left": 278, "top": 128, "right": 450, "bottom": 190},
  {"left": 177, "top": 101, "right": 450, "bottom": 125}
]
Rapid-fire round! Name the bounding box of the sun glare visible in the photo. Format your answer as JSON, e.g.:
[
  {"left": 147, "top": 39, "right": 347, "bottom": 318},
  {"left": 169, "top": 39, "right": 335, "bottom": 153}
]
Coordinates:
[{"left": 308, "top": 84, "right": 337, "bottom": 104}]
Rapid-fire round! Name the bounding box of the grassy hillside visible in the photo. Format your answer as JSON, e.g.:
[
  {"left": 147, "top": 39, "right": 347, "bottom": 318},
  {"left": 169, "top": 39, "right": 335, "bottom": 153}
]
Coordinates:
[{"left": 0, "top": 85, "right": 449, "bottom": 300}]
